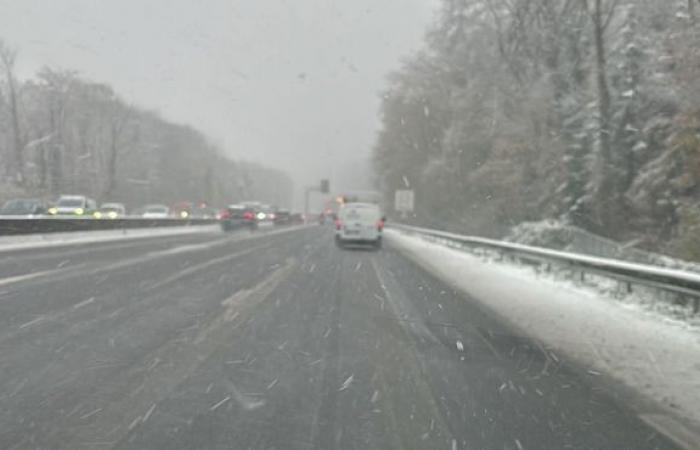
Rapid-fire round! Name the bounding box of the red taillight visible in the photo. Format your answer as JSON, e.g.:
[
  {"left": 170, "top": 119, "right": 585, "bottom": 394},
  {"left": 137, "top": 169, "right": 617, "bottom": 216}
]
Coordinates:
[
  {"left": 243, "top": 211, "right": 254, "bottom": 220},
  {"left": 218, "top": 209, "right": 231, "bottom": 220},
  {"left": 377, "top": 219, "right": 385, "bottom": 231},
  {"left": 335, "top": 219, "right": 343, "bottom": 230}
]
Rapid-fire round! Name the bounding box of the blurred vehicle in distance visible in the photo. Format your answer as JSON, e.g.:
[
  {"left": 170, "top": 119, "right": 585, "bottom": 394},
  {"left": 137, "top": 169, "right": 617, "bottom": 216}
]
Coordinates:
[
  {"left": 219, "top": 204, "right": 257, "bottom": 231},
  {"left": 335, "top": 202, "right": 384, "bottom": 250},
  {"left": 192, "top": 202, "right": 218, "bottom": 218},
  {"left": 48, "top": 195, "right": 97, "bottom": 216},
  {"left": 290, "top": 213, "right": 304, "bottom": 224},
  {"left": 273, "top": 209, "right": 291, "bottom": 226},
  {"left": 171, "top": 201, "right": 194, "bottom": 219},
  {"left": 94, "top": 203, "right": 126, "bottom": 219},
  {"left": 141, "top": 204, "right": 170, "bottom": 218},
  {"left": 0, "top": 199, "right": 47, "bottom": 216},
  {"left": 239, "top": 200, "right": 263, "bottom": 211},
  {"left": 255, "top": 204, "right": 275, "bottom": 229}
]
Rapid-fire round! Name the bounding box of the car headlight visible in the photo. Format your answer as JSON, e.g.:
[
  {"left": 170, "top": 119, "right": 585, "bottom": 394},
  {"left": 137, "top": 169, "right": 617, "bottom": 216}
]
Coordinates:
[
  {"left": 180, "top": 211, "right": 189, "bottom": 218},
  {"left": 257, "top": 212, "right": 266, "bottom": 220},
  {"left": 108, "top": 211, "right": 118, "bottom": 219},
  {"left": 93, "top": 211, "right": 103, "bottom": 219},
  {"left": 75, "top": 208, "right": 84, "bottom": 215},
  {"left": 48, "top": 207, "right": 58, "bottom": 215}
]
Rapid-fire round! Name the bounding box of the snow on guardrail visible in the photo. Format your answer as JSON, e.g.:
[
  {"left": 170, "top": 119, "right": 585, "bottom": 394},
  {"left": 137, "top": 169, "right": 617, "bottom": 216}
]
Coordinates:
[{"left": 391, "top": 223, "right": 700, "bottom": 313}]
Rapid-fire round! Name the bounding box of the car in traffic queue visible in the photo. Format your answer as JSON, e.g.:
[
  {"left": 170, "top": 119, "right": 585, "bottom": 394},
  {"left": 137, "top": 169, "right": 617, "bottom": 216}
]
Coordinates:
[
  {"left": 170, "top": 201, "right": 195, "bottom": 219},
  {"left": 0, "top": 199, "right": 48, "bottom": 216},
  {"left": 193, "top": 205, "right": 218, "bottom": 219},
  {"left": 334, "top": 202, "right": 385, "bottom": 249},
  {"left": 140, "top": 204, "right": 170, "bottom": 218},
  {"left": 235, "top": 201, "right": 276, "bottom": 229},
  {"left": 273, "top": 209, "right": 291, "bottom": 226},
  {"left": 255, "top": 204, "right": 275, "bottom": 229},
  {"left": 48, "top": 195, "right": 97, "bottom": 216},
  {"left": 219, "top": 204, "right": 258, "bottom": 231},
  {"left": 171, "top": 201, "right": 216, "bottom": 219},
  {"left": 94, "top": 202, "right": 126, "bottom": 219}
]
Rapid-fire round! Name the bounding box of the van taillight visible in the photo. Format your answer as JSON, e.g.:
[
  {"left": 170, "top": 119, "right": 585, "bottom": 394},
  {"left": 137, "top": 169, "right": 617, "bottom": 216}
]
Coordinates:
[
  {"left": 377, "top": 219, "right": 385, "bottom": 231},
  {"left": 218, "top": 209, "right": 231, "bottom": 220},
  {"left": 335, "top": 219, "right": 343, "bottom": 230}
]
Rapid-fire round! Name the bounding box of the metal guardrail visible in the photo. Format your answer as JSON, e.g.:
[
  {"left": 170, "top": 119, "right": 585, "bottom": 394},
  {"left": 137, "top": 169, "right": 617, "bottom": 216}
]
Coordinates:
[
  {"left": 392, "top": 223, "right": 700, "bottom": 312},
  {"left": 0, "top": 217, "right": 217, "bottom": 236}
]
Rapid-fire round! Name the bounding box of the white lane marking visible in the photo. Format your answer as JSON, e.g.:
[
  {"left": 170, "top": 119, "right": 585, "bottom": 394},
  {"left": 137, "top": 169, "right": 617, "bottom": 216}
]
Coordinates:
[
  {"left": 339, "top": 374, "right": 354, "bottom": 392},
  {"left": 148, "top": 245, "right": 265, "bottom": 290},
  {"left": 370, "top": 258, "right": 440, "bottom": 345},
  {"left": 142, "top": 404, "right": 156, "bottom": 423},
  {"left": 0, "top": 269, "right": 62, "bottom": 287},
  {"left": 19, "top": 316, "right": 45, "bottom": 329},
  {"left": 73, "top": 297, "right": 96, "bottom": 309},
  {"left": 209, "top": 396, "right": 231, "bottom": 411},
  {"left": 218, "top": 258, "right": 297, "bottom": 326},
  {"left": 80, "top": 408, "right": 103, "bottom": 420},
  {"left": 147, "top": 238, "right": 231, "bottom": 257},
  {"left": 127, "top": 416, "right": 142, "bottom": 431},
  {"left": 95, "top": 226, "right": 306, "bottom": 276}
]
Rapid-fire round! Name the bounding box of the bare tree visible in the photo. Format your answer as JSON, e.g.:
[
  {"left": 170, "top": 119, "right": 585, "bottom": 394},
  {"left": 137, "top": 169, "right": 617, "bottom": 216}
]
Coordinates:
[
  {"left": 583, "top": 0, "right": 621, "bottom": 229},
  {"left": 0, "top": 40, "right": 24, "bottom": 184},
  {"left": 103, "top": 103, "right": 134, "bottom": 199}
]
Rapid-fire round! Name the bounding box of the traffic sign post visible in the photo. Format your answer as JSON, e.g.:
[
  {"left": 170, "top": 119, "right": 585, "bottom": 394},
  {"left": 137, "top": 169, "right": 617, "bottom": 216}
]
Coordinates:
[{"left": 394, "top": 190, "right": 414, "bottom": 219}]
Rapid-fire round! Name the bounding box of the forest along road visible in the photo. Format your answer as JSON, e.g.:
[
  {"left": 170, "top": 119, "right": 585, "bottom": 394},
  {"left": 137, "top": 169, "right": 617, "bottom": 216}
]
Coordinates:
[{"left": 0, "top": 226, "right": 684, "bottom": 449}]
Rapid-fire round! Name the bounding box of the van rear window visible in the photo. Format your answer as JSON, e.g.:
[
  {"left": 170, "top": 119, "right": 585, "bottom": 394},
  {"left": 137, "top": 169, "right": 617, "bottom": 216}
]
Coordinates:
[{"left": 341, "top": 207, "right": 380, "bottom": 222}]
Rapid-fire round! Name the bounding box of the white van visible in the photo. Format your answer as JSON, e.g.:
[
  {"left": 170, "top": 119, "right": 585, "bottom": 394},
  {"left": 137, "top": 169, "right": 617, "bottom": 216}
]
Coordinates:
[
  {"left": 48, "top": 195, "right": 97, "bottom": 216},
  {"left": 335, "top": 202, "right": 384, "bottom": 249}
]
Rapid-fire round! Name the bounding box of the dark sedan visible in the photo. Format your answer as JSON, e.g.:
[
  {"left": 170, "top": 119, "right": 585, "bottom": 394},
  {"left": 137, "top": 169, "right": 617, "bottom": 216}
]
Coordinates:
[
  {"left": 219, "top": 205, "right": 258, "bottom": 231},
  {"left": 0, "top": 199, "right": 47, "bottom": 216}
]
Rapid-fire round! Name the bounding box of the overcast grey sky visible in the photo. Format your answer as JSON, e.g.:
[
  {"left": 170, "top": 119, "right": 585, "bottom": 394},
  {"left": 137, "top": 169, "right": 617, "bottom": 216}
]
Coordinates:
[{"left": 0, "top": 0, "right": 438, "bottom": 203}]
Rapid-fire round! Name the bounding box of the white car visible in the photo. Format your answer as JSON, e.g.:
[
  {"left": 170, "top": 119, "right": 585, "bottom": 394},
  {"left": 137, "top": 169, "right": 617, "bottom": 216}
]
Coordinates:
[
  {"left": 48, "top": 195, "right": 97, "bottom": 216},
  {"left": 141, "top": 204, "right": 170, "bottom": 218},
  {"left": 95, "top": 202, "right": 126, "bottom": 219},
  {"left": 335, "top": 202, "right": 384, "bottom": 249}
]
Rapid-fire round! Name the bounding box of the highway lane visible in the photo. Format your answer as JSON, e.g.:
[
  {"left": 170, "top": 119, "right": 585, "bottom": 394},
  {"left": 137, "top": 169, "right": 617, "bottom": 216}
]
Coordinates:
[{"left": 0, "top": 226, "right": 681, "bottom": 449}]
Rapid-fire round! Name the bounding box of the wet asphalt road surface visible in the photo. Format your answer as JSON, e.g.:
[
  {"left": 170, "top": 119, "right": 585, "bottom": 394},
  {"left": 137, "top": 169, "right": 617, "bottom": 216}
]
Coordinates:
[{"left": 0, "top": 225, "right": 682, "bottom": 449}]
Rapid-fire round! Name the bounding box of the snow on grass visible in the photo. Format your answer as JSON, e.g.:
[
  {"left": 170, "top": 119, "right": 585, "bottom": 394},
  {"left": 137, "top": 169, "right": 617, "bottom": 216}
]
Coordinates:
[
  {"left": 0, "top": 225, "right": 220, "bottom": 253},
  {"left": 387, "top": 229, "right": 700, "bottom": 431}
]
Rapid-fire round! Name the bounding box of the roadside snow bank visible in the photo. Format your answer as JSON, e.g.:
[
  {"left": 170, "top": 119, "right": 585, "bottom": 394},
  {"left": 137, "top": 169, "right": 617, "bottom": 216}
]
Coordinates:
[
  {"left": 387, "top": 229, "right": 700, "bottom": 435},
  {"left": 0, "top": 225, "right": 219, "bottom": 253}
]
